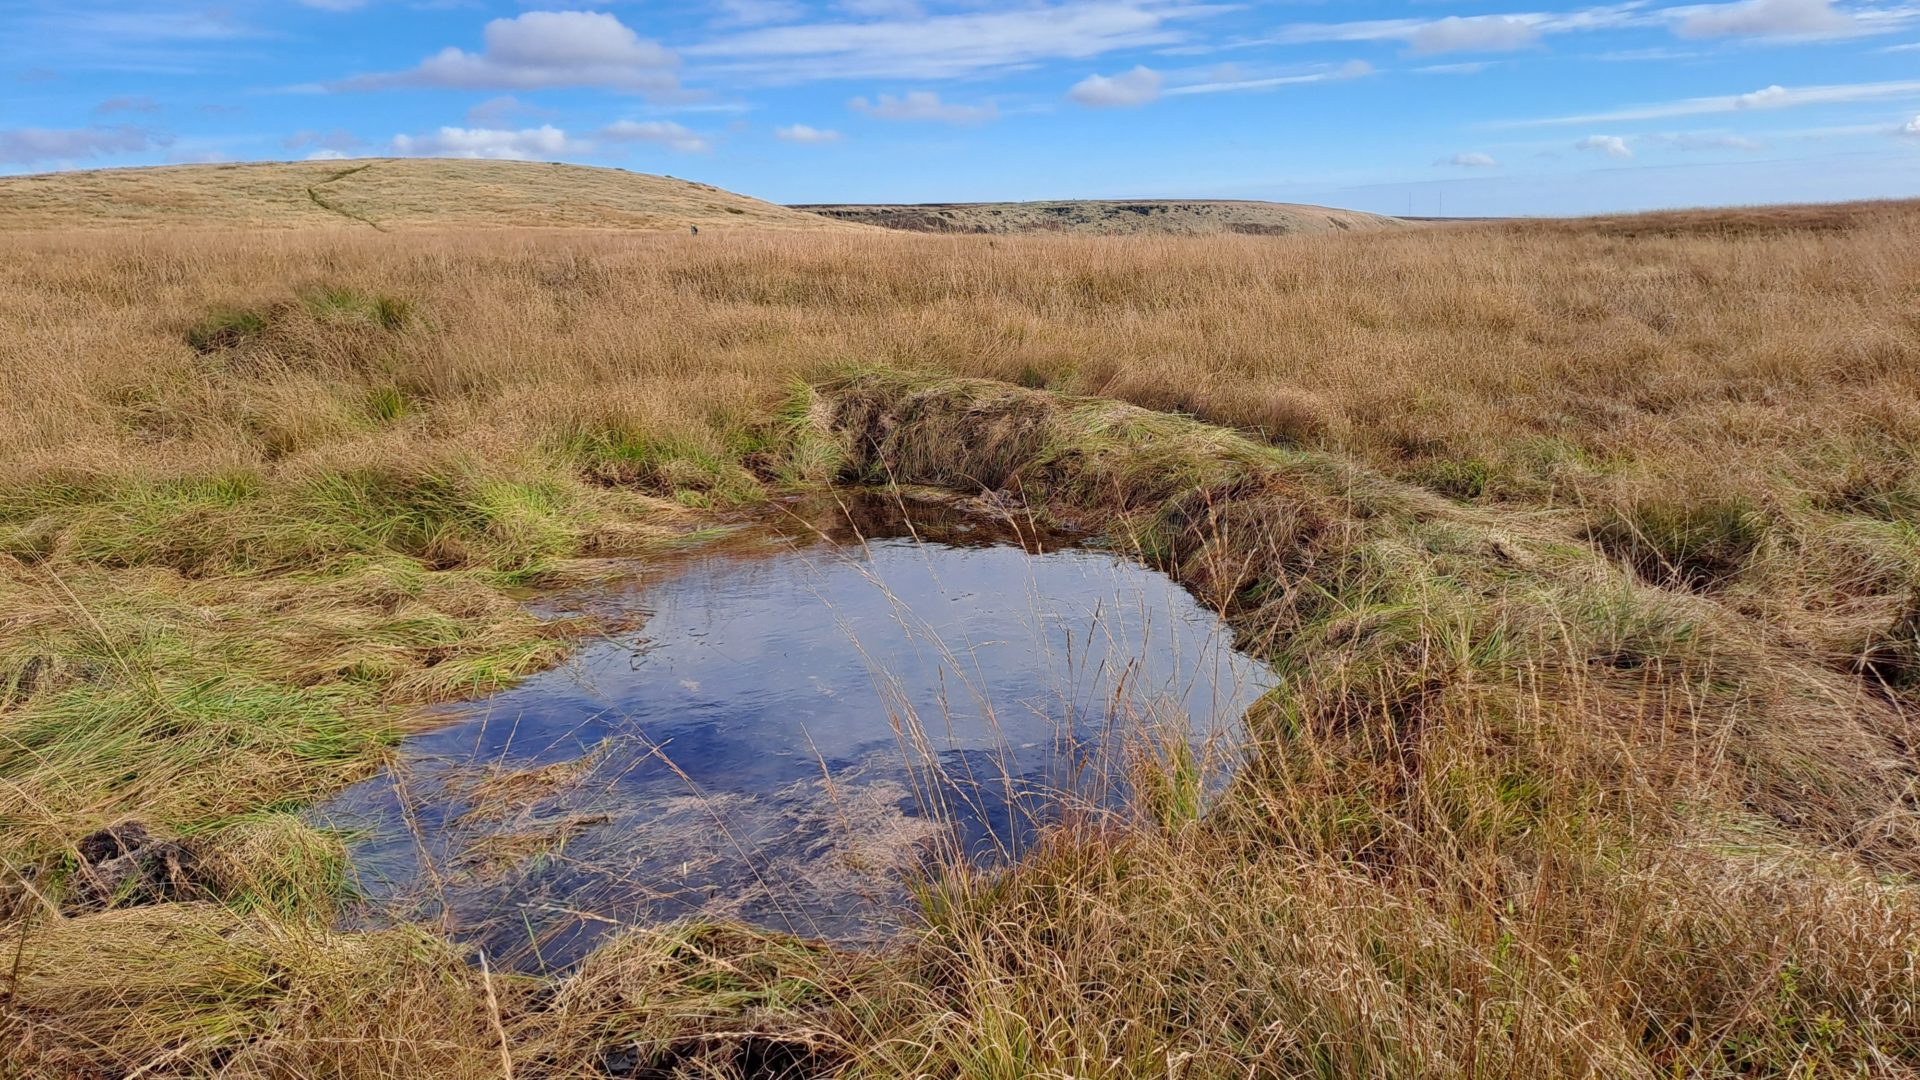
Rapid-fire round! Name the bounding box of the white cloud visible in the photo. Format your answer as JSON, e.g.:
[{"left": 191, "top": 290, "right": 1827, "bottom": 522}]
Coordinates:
[
  {"left": 0, "top": 125, "right": 163, "bottom": 165},
  {"left": 599, "top": 119, "right": 713, "bottom": 153},
  {"left": 775, "top": 123, "right": 843, "bottom": 143},
  {"left": 1439, "top": 151, "right": 1501, "bottom": 168},
  {"left": 1069, "top": 65, "right": 1162, "bottom": 107},
  {"left": 1905, "top": 114, "right": 1920, "bottom": 136},
  {"left": 1883, "top": 41, "right": 1920, "bottom": 51},
  {"left": 848, "top": 90, "right": 996, "bottom": 124},
  {"left": 1735, "top": 84, "right": 1791, "bottom": 107},
  {"left": 1410, "top": 15, "right": 1541, "bottom": 54},
  {"left": 306, "top": 149, "right": 352, "bottom": 161},
  {"left": 1496, "top": 79, "right": 1920, "bottom": 126},
  {"left": 1676, "top": 0, "right": 1857, "bottom": 39},
  {"left": 686, "top": 2, "right": 1224, "bottom": 82},
  {"left": 1576, "top": 134, "right": 1635, "bottom": 158},
  {"left": 390, "top": 124, "right": 578, "bottom": 159},
  {"left": 331, "top": 11, "right": 679, "bottom": 95}
]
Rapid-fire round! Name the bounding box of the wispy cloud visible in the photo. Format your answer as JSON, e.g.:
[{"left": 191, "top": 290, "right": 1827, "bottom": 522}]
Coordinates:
[
  {"left": 14, "top": 2, "right": 266, "bottom": 74},
  {"left": 1438, "top": 151, "right": 1501, "bottom": 167},
  {"left": 1410, "top": 15, "right": 1543, "bottom": 54},
  {"left": 1674, "top": 0, "right": 1860, "bottom": 40},
  {"left": 465, "top": 96, "right": 553, "bottom": 127},
  {"left": 710, "top": 0, "right": 809, "bottom": 28},
  {"left": 685, "top": 1, "right": 1228, "bottom": 82},
  {"left": 1495, "top": 78, "right": 1920, "bottom": 126},
  {"left": 1165, "top": 59, "right": 1373, "bottom": 96},
  {"left": 599, "top": 119, "right": 713, "bottom": 153},
  {"left": 95, "top": 96, "right": 162, "bottom": 114},
  {"left": 1262, "top": 5, "right": 1649, "bottom": 54},
  {"left": 0, "top": 125, "right": 166, "bottom": 165},
  {"left": 1648, "top": 130, "right": 1768, "bottom": 149},
  {"left": 1257, "top": 1, "right": 1915, "bottom": 57}
]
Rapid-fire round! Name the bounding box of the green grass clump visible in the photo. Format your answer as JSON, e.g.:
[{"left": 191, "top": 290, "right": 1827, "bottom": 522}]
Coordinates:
[
  {"left": 560, "top": 426, "right": 765, "bottom": 506},
  {"left": 366, "top": 384, "right": 411, "bottom": 422},
  {"left": 184, "top": 307, "right": 268, "bottom": 353},
  {"left": 1590, "top": 492, "right": 1770, "bottom": 588},
  {"left": 1, "top": 462, "right": 598, "bottom": 578},
  {"left": 304, "top": 285, "right": 413, "bottom": 330},
  {"left": 197, "top": 814, "right": 351, "bottom": 921}
]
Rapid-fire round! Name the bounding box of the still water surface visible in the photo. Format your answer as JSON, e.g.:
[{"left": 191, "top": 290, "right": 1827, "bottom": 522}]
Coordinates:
[{"left": 315, "top": 494, "right": 1273, "bottom": 971}]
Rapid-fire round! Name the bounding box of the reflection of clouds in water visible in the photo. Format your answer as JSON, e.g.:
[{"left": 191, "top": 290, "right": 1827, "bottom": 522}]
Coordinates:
[{"left": 314, "top": 508, "right": 1273, "bottom": 972}]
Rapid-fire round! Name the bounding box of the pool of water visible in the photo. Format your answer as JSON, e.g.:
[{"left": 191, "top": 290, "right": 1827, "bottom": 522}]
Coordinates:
[{"left": 313, "top": 492, "right": 1274, "bottom": 971}]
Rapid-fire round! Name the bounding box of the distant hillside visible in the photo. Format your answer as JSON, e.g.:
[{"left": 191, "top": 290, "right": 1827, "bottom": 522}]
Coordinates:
[
  {"left": 792, "top": 199, "right": 1405, "bottom": 236},
  {"left": 0, "top": 158, "right": 863, "bottom": 232}
]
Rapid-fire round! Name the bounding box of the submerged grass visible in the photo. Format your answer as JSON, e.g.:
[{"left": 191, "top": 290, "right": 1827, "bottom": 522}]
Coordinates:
[{"left": 2, "top": 207, "right": 1918, "bottom": 1076}]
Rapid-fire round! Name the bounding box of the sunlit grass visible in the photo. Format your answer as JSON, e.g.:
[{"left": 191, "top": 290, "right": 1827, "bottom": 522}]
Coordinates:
[{"left": 2, "top": 201, "right": 1918, "bottom": 1076}]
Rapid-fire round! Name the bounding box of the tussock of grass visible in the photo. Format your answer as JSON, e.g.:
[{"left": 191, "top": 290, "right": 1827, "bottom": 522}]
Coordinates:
[
  {"left": 185, "top": 307, "right": 268, "bottom": 354},
  {"left": 1589, "top": 491, "right": 1770, "bottom": 590},
  {"left": 1, "top": 905, "right": 507, "bottom": 1077}
]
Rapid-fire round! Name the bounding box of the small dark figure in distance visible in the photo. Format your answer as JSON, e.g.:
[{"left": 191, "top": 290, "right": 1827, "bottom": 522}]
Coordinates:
[{"left": 690, "top": 225, "right": 699, "bottom": 235}]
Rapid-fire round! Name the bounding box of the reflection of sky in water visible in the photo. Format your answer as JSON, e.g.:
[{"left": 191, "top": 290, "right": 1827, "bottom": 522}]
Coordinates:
[{"left": 315, "top": 508, "right": 1274, "bottom": 972}]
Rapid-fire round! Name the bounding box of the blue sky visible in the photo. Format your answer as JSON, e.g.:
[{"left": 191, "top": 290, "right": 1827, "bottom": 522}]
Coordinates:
[{"left": 2, "top": 0, "right": 1916, "bottom": 214}]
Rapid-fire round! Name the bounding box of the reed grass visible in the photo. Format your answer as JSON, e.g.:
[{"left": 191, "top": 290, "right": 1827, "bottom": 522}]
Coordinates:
[{"left": 2, "top": 199, "right": 1918, "bottom": 1077}]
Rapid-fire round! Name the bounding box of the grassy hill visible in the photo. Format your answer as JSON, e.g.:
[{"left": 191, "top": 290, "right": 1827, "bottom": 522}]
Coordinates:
[
  {"left": 0, "top": 158, "right": 862, "bottom": 232},
  {"left": 793, "top": 198, "right": 1404, "bottom": 235}
]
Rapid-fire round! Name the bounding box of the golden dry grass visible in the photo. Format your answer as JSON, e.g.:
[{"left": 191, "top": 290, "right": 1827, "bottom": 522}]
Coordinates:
[
  {"left": 1, "top": 197, "right": 1918, "bottom": 1077},
  {"left": 0, "top": 158, "right": 864, "bottom": 232}
]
